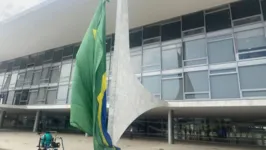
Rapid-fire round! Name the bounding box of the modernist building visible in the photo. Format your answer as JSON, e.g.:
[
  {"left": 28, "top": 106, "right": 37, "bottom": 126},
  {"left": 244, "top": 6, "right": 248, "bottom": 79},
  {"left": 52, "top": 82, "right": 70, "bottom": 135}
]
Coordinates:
[{"left": 1, "top": 0, "right": 266, "bottom": 146}]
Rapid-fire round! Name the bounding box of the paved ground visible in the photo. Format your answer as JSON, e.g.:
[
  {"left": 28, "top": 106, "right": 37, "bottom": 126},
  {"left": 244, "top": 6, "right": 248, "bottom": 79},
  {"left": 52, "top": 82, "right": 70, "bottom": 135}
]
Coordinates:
[{"left": 0, "top": 132, "right": 264, "bottom": 150}]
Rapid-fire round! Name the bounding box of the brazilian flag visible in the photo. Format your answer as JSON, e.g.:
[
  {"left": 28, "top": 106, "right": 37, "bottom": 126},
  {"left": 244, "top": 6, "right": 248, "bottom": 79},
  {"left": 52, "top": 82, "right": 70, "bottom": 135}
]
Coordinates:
[{"left": 70, "top": 0, "right": 119, "bottom": 149}]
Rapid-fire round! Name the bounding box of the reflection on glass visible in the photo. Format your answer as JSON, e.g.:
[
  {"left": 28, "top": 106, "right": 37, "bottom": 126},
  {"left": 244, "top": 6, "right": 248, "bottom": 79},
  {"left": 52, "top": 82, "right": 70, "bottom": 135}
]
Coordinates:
[
  {"left": 24, "top": 70, "right": 34, "bottom": 86},
  {"left": 236, "top": 28, "right": 266, "bottom": 53},
  {"left": 208, "top": 39, "right": 235, "bottom": 64},
  {"left": 32, "top": 70, "right": 41, "bottom": 85},
  {"left": 28, "top": 91, "right": 38, "bottom": 105},
  {"left": 16, "top": 73, "right": 25, "bottom": 87},
  {"left": 184, "top": 71, "right": 209, "bottom": 93},
  {"left": 46, "top": 89, "right": 57, "bottom": 104},
  {"left": 162, "top": 78, "right": 183, "bottom": 100},
  {"left": 143, "top": 47, "right": 161, "bottom": 72},
  {"left": 185, "top": 93, "right": 209, "bottom": 99},
  {"left": 184, "top": 39, "right": 206, "bottom": 62},
  {"left": 3, "top": 74, "right": 11, "bottom": 89},
  {"left": 162, "top": 47, "right": 182, "bottom": 70},
  {"left": 41, "top": 67, "right": 50, "bottom": 84},
  {"left": 57, "top": 85, "right": 68, "bottom": 100},
  {"left": 210, "top": 74, "right": 240, "bottom": 99},
  {"left": 50, "top": 66, "right": 60, "bottom": 83},
  {"left": 6, "top": 90, "right": 14, "bottom": 105},
  {"left": 142, "top": 75, "right": 161, "bottom": 95},
  {"left": 67, "top": 87, "right": 72, "bottom": 104},
  {"left": 9, "top": 73, "right": 18, "bottom": 88},
  {"left": 60, "top": 63, "right": 72, "bottom": 82},
  {"left": 0, "top": 74, "right": 4, "bottom": 86},
  {"left": 130, "top": 53, "right": 142, "bottom": 74},
  {"left": 239, "top": 64, "right": 266, "bottom": 89},
  {"left": 37, "top": 88, "right": 46, "bottom": 104},
  {"left": 243, "top": 90, "right": 266, "bottom": 97}
]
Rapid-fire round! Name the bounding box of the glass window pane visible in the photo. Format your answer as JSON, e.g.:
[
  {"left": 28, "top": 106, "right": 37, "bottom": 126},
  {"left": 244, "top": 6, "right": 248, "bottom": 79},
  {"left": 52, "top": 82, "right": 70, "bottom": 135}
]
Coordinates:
[
  {"left": 60, "top": 63, "right": 72, "bottom": 82},
  {"left": 130, "top": 53, "right": 142, "bottom": 74},
  {"left": 6, "top": 91, "right": 14, "bottom": 105},
  {"left": 34, "top": 53, "right": 44, "bottom": 66},
  {"left": 44, "top": 50, "right": 53, "bottom": 62},
  {"left": 162, "top": 47, "right": 182, "bottom": 70},
  {"left": 162, "top": 78, "right": 183, "bottom": 100},
  {"left": 73, "top": 45, "right": 79, "bottom": 59},
  {"left": 9, "top": 73, "right": 18, "bottom": 88},
  {"left": 210, "top": 74, "right": 240, "bottom": 99},
  {"left": 32, "top": 70, "right": 41, "bottom": 85},
  {"left": 57, "top": 85, "right": 68, "bottom": 100},
  {"left": 20, "top": 90, "right": 29, "bottom": 105},
  {"left": 243, "top": 90, "right": 266, "bottom": 97},
  {"left": 46, "top": 89, "right": 57, "bottom": 104},
  {"left": 184, "top": 59, "right": 207, "bottom": 66},
  {"left": 50, "top": 66, "right": 60, "bottom": 83},
  {"left": 28, "top": 90, "right": 38, "bottom": 105},
  {"left": 162, "top": 21, "right": 181, "bottom": 41},
  {"left": 3, "top": 74, "right": 11, "bottom": 89},
  {"left": 0, "top": 92, "right": 9, "bottom": 104},
  {"left": 24, "top": 70, "right": 34, "bottom": 86},
  {"left": 142, "top": 76, "right": 161, "bottom": 94},
  {"left": 130, "top": 30, "right": 142, "bottom": 48},
  {"left": 208, "top": 39, "right": 235, "bottom": 64},
  {"left": 53, "top": 50, "right": 63, "bottom": 63},
  {"left": 14, "top": 91, "right": 22, "bottom": 105},
  {"left": 239, "top": 64, "right": 266, "bottom": 89},
  {"left": 236, "top": 28, "right": 266, "bottom": 53},
  {"left": 239, "top": 51, "right": 266, "bottom": 59},
  {"left": 143, "top": 47, "right": 161, "bottom": 72},
  {"left": 185, "top": 93, "right": 209, "bottom": 99},
  {"left": 231, "top": 0, "right": 261, "bottom": 20},
  {"left": 182, "top": 11, "right": 204, "bottom": 31},
  {"left": 37, "top": 88, "right": 46, "bottom": 103},
  {"left": 143, "top": 25, "right": 160, "bottom": 39},
  {"left": 0, "top": 74, "right": 5, "bottom": 87},
  {"left": 16, "top": 73, "right": 25, "bottom": 87},
  {"left": 206, "top": 9, "right": 231, "bottom": 32},
  {"left": 184, "top": 39, "right": 206, "bottom": 61},
  {"left": 41, "top": 67, "right": 50, "bottom": 84},
  {"left": 184, "top": 71, "right": 209, "bottom": 92},
  {"left": 63, "top": 46, "right": 73, "bottom": 58}
]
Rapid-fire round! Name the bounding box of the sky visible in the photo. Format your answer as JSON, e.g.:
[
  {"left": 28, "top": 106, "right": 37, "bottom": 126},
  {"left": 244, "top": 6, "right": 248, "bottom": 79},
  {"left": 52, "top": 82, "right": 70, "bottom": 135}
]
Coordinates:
[{"left": 0, "top": 0, "right": 45, "bottom": 22}]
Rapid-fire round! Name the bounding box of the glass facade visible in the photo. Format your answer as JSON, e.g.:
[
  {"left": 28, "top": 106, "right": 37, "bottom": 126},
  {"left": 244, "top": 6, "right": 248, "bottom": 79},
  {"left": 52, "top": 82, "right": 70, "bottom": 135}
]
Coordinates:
[{"left": 1, "top": 0, "right": 266, "bottom": 106}]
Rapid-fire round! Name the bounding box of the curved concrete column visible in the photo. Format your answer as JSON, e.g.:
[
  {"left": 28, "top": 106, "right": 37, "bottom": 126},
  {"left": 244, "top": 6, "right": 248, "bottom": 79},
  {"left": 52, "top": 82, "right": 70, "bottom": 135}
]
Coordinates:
[{"left": 108, "top": 0, "right": 166, "bottom": 144}]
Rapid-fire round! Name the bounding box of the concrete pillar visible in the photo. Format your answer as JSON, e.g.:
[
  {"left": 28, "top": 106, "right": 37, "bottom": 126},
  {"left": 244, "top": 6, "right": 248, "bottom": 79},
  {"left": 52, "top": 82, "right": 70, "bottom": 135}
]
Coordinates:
[
  {"left": 33, "top": 111, "right": 40, "bottom": 132},
  {"left": 0, "top": 111, "right": 6, "bottom": 128},
  {"left": 168, "top": 110, "right": 173, "bottom": 144}
]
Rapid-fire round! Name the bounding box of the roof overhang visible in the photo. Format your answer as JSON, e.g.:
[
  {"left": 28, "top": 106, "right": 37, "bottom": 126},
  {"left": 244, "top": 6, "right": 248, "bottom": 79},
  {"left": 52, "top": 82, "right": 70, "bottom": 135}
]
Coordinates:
[{"left": 0, "top": 0, "right": 238, "bottom": 61}]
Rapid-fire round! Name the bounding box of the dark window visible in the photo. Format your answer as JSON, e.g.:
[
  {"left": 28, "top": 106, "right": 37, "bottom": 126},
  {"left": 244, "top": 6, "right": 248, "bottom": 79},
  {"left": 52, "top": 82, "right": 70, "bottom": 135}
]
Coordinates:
[
  {"left": 106, "top": 37, "right": 111, "bottom": 52},
  {"left": 231, "top": 0, "right": 261, "bottom": 20},
  {"left": 34, "top": 53, "right": 44, "bottom": 66},
  {"left": 13, "top": 58, "right": 21, "bottom": 69},
  {"left": 130, "top": 29, "right": 142, "bottom": 48},
  {"left": 73, "top": 45, "right": 80, "bottom": 59},
  {"left": 53, "top": 49, "right": 63, "bottom": 63},
  {"left": 20, "top": 57, "right": 28, "bottom": 69},
  {"left": 206, "top": 9, "right": 231, "bottom": 32},
  {"left": 7, "top": 61, "right": 13, "bottom": 72},
  {"left": 27, "top": 55, "right": 35, "bottom": 67},
  {"left": 262, "top": 0, "right": 266, "bottom": 20},
  {"left": 143, "top": 25, "right": 161, "bottom": 39},
  {"left": 0, "top": 62, "right": 8, "bottom": 73},
  {"left": 162, "top": 21, "right": 181, "bottom": 41},
  {"left": 182, "top": 11, "right": 204, "bottom": 31},
  {"left": 44, "top": 50, "right": 54, "bottom": 62},
  {"left": 63, "top": 46, "right": 73, "bottom": 58}
]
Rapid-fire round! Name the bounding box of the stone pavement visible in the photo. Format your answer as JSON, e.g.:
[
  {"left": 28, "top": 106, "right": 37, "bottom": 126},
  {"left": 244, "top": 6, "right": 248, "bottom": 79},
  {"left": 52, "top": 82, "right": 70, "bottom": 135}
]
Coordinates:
[{"left": 0, "top": 132, "right": 264, "bottom": 150}]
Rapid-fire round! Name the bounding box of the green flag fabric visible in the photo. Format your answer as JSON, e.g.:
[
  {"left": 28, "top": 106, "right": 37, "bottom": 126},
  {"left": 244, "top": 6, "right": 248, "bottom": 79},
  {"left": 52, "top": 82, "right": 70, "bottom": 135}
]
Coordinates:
[{"left": 70, "top": 0, "right": 119, "bottom": 149}]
